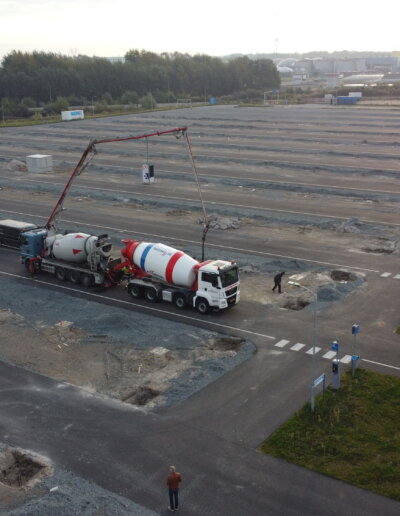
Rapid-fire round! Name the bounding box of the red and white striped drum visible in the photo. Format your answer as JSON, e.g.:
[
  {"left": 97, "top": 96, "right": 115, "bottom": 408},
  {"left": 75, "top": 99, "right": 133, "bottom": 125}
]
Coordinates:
[{"left": 131, "top": 242, "right": 197, "bottom": 288}]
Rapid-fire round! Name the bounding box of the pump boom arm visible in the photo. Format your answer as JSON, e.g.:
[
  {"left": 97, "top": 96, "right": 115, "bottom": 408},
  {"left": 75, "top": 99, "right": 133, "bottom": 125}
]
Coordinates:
[{"left": 45, "top": 126, "right": 189, "bottom": 231}]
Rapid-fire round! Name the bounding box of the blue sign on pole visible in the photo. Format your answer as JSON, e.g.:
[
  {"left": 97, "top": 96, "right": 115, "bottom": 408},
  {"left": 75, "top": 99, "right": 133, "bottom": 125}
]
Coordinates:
[
  {"left": 313, "top": 373, "right": 325, "bottom": 388},
  {"left": 352, "top": 324, "right": 360, "bottom": 335},
  {"left": 209, "top": 97, "right": 217, "bottom": 105},
  {"left": 331, "top": 341, "right": 339, "bottom": 352}
]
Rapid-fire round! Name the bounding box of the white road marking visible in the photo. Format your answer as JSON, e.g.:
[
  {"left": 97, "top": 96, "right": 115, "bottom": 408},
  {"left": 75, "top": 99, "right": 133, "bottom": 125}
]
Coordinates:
[
  {"left": 362, "top": 359, "right": 400, "bottom": 371},
  {"left": 290, "top": 343, "right": 306, "bottom": 351},
  {"left": 0, "top": 271, "right": 276, "bottom": 340},
  {"left": 380, "top": 272, "right": 392, "bottom": 277},
  {"left": 322, "top": 351, "right": 337, "bottom": 360},
  {"left": 306, "top": 347, "right": 321, "bottom": 354},
  {"left": 0, "top": 209, "right": 381, "bottom": 273},
  {"left": 275, "top": 339, "right": 290, "bottom": 348},
  {"left": 394, "top": 274, "right": 400, "bottom": 279},
  {"left": 340, "top": 355, "right": 352, "bottom": 364}
]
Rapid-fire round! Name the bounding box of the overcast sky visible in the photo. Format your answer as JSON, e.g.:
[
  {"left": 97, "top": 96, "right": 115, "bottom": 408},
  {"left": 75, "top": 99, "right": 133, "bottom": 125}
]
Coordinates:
[{"left": 1, "top": 0, "right": 399, "bottom": 60}]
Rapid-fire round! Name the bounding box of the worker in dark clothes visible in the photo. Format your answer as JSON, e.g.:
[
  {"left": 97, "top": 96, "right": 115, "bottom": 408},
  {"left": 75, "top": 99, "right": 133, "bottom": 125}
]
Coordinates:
[
  {"left": 167, "top": 465, "right": 182, "bottom": 511},
  {"left": 272, "top": 271, "right": 285, "bottom": 294}
]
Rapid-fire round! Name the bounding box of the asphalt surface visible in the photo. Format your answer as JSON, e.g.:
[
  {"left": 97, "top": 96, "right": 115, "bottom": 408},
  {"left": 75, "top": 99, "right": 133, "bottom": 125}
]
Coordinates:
[{"left": 1, "top": 356, "right": 399, "bottom": 516}]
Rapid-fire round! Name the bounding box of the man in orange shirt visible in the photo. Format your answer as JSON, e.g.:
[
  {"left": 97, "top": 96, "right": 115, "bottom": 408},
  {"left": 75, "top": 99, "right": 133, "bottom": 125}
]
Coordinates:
[{"left": 167, "top": 465, "right": 182, "bottom": 511}]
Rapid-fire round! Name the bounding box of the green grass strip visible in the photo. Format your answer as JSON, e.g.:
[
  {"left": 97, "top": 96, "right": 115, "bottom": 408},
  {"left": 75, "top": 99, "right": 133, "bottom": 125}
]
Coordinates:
[{"left": 259, "top": 369, "right": 400, "bottom": 500}]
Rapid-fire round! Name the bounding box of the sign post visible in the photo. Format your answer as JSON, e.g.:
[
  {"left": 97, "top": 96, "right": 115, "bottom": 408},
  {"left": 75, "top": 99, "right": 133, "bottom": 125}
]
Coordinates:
[
  {"left": 331, "top": 340, "right": 340, "bottom": 389},
  {"left": 351, "top": 324, "right": 360, "bottom": 377}
]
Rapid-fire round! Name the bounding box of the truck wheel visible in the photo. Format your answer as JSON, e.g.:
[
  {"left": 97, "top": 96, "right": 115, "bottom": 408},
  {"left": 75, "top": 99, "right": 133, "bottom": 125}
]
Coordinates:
[
  {"left": 174, "top": 294, "right": 187, "bottom": 309},
  {"left": 68, "top": 270, "right": 81, "bottom": 284},
  {"left": 196, "top": 298, "right": 210, "bottom": 314},
  {"left": 129, "top": 284, "right": 143, "bottom": 299},
  {"left": 145, "top": 287, "right": 158, "bottom": 303},
  {"left": 81, "top": 274, "right": 94, "bottom": 288},
  {"left": 55, "top": 267, "right": 67, "bottom": 281}
]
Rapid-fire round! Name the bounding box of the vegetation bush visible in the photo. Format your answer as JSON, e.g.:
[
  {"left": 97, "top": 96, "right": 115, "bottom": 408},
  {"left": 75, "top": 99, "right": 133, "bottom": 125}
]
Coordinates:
[{"left": 140, "top": 92, "right": 157, "bottom": 109}]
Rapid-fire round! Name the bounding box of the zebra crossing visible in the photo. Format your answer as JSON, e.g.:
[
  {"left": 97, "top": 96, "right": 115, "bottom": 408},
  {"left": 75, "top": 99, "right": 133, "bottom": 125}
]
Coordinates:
[
  {"left": 381, "top": 272, "right": 400, "bottom": 279},
  {"left": 274, "top": 339, "right": 353, "bottom": 363}
]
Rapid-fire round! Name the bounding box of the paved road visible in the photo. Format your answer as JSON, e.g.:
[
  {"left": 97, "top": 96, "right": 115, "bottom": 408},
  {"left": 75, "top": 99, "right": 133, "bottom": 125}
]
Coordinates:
[{"left": 1, "top": 356, "right": 399, "bottom": 516}]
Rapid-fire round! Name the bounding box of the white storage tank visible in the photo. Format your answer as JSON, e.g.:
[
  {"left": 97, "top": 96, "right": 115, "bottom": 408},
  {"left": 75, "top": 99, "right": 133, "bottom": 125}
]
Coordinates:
[{"left": 131, "top": 242, "right": 197, "bottom": 288}]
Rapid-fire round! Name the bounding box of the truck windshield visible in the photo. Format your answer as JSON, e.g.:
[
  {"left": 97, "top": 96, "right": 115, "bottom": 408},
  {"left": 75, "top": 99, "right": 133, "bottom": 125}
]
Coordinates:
[{"left": 220, "top": 266, "right": 239, "bottom": 287}]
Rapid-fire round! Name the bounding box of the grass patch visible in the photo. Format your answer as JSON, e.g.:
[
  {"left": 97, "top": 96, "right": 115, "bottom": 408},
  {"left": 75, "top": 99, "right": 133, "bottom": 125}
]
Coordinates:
[
  {"left": 0, "top": 105, "right": 199, "bottom": 128},
  {"left": 259, "top": 368, "right": 400, "bottom": 501}
]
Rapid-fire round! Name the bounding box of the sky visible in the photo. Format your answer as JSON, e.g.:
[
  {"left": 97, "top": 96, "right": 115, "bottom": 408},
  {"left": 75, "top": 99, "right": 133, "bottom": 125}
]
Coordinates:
[{"left": 1, "top": 0, "right": 400, "bottom": 60}]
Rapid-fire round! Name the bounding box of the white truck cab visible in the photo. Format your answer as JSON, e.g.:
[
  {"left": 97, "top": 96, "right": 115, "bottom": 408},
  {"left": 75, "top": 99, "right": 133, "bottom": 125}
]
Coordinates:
[{"left": 195, "top": 260, "right": 240, "bottom": 312}]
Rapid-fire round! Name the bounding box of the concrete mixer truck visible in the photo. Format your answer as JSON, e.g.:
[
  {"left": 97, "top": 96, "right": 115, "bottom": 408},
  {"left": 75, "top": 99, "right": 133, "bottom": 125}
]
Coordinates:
[
  {"left": 20, "top": 227, "right": 122, "bottom": 287},
  {"left": 120, "top": 240, "right": 240, "bottom": 314}
]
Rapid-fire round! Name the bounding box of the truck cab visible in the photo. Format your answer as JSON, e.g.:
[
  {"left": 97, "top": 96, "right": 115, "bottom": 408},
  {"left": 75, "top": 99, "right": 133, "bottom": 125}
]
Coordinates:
[
  {"left": 195, "top": 260, "right": 240, "bottom": 313},
  {"left": 20, "top": 228, "right": 47, "bottom": 267}
]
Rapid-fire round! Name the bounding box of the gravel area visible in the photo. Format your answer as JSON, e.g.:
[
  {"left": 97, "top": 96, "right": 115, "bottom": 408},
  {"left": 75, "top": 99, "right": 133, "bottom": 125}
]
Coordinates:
[{"left": 0, "top": 443, "right": 158, "bottom": 516}]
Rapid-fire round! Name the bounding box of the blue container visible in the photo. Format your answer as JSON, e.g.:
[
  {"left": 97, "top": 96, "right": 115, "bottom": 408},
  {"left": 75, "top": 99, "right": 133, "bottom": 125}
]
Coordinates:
[{"left": 337, "top": 96, "right": 358, "bottom": 105}]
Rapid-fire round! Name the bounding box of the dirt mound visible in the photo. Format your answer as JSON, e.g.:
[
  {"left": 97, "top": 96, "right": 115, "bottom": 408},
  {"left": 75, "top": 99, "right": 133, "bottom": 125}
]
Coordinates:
[
  {"left": 334, "top": 217, "right": 361, "bottom": 233},
  {"left": 330, "top": 270, "right": 358, "bottom": 281},
  {"left": 203, "top": 216, "right": 241, "bottom": 230},
  {"left": 280, "top": 295, "right": 311, "bottom": 310},
  {"left": 207, "top": 336, "right": 245, "bottom": 351},
  {"left": 121, "top": 386, "right": 161, "bottom": 405},
  {"left": 7, "top": 159, "right": 27, "bottom": 172},
  {"left": 0, "top": 448, "right": 52, "bottom": 488}
]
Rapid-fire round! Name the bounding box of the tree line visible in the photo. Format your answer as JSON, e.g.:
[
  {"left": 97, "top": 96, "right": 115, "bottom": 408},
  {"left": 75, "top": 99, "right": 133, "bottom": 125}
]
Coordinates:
[{"left": 0, "top": 49, "right": 280, "bottom": 117}]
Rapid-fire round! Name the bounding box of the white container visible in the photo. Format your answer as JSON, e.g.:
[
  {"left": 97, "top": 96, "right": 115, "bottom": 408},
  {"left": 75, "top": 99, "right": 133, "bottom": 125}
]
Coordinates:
[
  {"left": 131, "top": 242, "right": 197, "bottom": 288},
  {"left": 349, "top": 92, "right": 362, "bottom": 98},
  {"left": 26, "top": 154, "right": 53, "bottom": 172},
  {"left": 48, "top": 233, "right": 101, "bottom": 263},
  {"left": 61, "top": 110, "right": 84, "bottom": 121}
]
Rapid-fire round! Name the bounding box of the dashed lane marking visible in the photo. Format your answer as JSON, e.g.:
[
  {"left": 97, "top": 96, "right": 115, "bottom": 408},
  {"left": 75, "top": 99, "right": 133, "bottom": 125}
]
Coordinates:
[
  {"left": 341, "top": 355, "right": 352, "bottom": 364},
  {"left": 290, "top": 343, "right": 306, "bottom": 351},
  {"left": 275, "top": 339, "right": 290, "bottom": 348},
  {"left": 306, "top": 347, "right": 322, "bottom": 354},
  {"left": 380, "top": 272, "right": 392, "bottom": 277},
  {"left": 394, "top": 274, "right": 400, "bottom": 279},
  {"left": 322, "top": 351, "right": 337, "bottom": 360}
]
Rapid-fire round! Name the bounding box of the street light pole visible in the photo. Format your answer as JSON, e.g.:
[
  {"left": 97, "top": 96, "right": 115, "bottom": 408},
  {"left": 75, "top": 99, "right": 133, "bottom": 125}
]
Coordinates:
[{"left": 288, "top": 281, "right": 318, "bottom": 412}]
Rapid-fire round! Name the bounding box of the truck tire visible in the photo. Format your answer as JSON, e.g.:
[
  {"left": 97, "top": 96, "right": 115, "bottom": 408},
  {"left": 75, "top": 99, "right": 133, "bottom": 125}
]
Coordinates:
[
  {"left": 81, "top": 274, "right": 94, "bottom": 288},
  {"left": 68, "top": 270, "right": 81, "bottom": 284},
  {"left": 196, "top": 298, "right": 210, "bottom": 314},
  {"left": 129, "top": 284, "right": 143, "bottom": 299},
  {"left": 145, "top": 287, "right": 158, "bottom": 303},
  {"left": 55, "top": 267, "right": 67, "bottom": 281},
  {"left": 174, "top": 293, "right": 187, "bottom": 309}
]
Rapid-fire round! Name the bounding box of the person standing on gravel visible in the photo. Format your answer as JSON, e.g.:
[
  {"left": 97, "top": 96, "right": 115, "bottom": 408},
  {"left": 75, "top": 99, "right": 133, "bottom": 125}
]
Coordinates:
[
  {"left": 167, "top": 465, "right": 182, "bottom": 511},
  {"left": 272, "top": 271, "right": 285, "bottom": 294}
]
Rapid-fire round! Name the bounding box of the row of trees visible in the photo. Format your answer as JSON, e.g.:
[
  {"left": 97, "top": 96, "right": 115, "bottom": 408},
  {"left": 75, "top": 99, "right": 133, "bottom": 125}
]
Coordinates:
[{"left": 0, "top": 50, "right": 280, "bottom": 110}]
